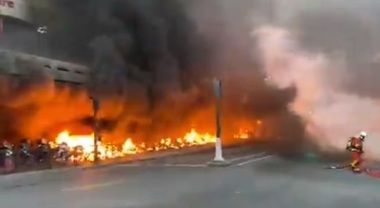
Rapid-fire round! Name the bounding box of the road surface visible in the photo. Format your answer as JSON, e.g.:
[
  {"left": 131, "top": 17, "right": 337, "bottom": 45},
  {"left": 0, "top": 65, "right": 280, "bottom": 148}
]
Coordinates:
[{"left": 1, "top": 145, "right": 379, "bottom": 208}]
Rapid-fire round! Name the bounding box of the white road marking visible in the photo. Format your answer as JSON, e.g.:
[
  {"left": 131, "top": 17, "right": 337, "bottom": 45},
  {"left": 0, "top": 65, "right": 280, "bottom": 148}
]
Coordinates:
[
  {"left": 115, "top": 152, "right": 268, "bottom": 168},
  {"left": 163, "top": 164, "right": 207, "bottom": 168},
  {"left": 228, "top": 152, "right": 267, "bottom": 162},
  {"left": 61, "top": 180, "right": 125, "bottom": 192},
  {"left": 116, "top": 163, "right": 207, "bottom": 168},
  {"left": 116, "top": 163, "right": 142, "bottom": 167},
  {"left": 235, "top": 155, "right": 274, "bottom": 167}
]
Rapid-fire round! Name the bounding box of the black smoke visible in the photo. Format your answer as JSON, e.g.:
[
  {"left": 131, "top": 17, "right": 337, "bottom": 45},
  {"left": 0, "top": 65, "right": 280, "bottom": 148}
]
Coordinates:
[{"left": 5, "top": 0, "right": 304, "bottom": 146}]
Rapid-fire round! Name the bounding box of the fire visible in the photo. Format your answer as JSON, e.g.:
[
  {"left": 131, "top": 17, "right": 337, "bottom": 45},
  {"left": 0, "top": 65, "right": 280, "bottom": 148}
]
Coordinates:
[
  {"left": 233, "top": 120, "right": 262, "bottom": 139},
  {"left": 52, "top": 128, "right": 218, "bottom": 162},
  {"left": 55, "top": 131, "right": 124, "bottom": 161},
  {"left": 233, "top": 128, "right": 251, "bottom": 139},
  {"left": 122, "top": 138, "right": 139, "bottom": 154}
]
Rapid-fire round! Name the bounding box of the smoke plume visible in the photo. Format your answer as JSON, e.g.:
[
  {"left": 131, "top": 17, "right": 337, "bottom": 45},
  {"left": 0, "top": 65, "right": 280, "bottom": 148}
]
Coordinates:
[
  {"left": 0, "top": 0, "right": 302, "bottom": 145},
  {"left": 254, "top": 25, "right": 380, "bottom": 160},
  {"left": 246, "top": 0, "right": 380, "bottom": 160},
  {"left": 6, "top": 0, "right": 380, "bottom": 158}
]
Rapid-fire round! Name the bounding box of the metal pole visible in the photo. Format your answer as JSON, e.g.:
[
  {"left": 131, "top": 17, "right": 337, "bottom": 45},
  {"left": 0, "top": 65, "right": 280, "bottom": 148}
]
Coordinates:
[
  {"left": 212, "top": 79, "right": 225, "bottom": 162},
  {"left": 92, "top": 97, "right": 100, "bottom": 164}
]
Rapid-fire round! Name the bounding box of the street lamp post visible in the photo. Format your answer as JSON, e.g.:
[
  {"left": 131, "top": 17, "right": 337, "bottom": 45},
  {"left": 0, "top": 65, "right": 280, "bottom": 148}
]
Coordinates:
[
  {"left": 91, "top": 96, "right": 100, "bottom": 164},
  {"left": 209, "top": 79, "right": 230, "bottom": 167}
]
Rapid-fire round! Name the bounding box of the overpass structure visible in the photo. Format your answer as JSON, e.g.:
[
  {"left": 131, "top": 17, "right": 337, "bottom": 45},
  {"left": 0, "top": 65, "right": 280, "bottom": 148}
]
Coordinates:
[{"left": 0, "top": 49, "right": 89, "bottom": 84}]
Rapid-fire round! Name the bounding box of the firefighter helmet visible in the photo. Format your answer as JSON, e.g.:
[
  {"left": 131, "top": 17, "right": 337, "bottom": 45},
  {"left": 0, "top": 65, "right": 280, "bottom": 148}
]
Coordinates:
[{"left": 359, "top": 131, "right": 367, "bottom": 140}]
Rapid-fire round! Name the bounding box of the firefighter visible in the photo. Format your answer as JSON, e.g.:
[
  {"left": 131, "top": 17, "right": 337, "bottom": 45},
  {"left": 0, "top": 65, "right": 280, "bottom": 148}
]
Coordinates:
[{"left": 346, "top": 131, "right": 366, "bottom": 173}]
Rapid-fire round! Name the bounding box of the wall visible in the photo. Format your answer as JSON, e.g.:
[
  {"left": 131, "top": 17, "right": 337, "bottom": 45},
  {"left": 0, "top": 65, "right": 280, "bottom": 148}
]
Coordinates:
[
  {"left": 0, "top": 0, "right": 30, "bottom": 22},
  {"left": 0, "top": 49, "right": 89, "bottom": 84}
]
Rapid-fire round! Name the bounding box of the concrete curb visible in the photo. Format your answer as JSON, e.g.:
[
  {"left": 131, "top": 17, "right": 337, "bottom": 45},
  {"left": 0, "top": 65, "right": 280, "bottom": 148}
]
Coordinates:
[{"left": 207, "top": 160, "right": 232, "bottom": 167}]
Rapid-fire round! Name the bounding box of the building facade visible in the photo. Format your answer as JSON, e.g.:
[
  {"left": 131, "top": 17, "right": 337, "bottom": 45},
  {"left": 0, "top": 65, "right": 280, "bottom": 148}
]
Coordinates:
[{"left": 0, "top": 0, "right": 89, "bottom": 85}]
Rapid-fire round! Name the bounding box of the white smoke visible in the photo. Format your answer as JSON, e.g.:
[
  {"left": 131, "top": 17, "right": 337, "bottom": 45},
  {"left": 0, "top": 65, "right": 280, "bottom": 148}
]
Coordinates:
[{"left": 253, "top": 25, "right": 380, "bottom": 161}]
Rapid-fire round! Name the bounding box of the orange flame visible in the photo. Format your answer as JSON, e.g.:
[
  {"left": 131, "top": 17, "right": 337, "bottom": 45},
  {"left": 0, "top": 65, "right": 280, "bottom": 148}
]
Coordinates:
[{"left": 53, "top": 128, "right": 218, "bottom": 162}]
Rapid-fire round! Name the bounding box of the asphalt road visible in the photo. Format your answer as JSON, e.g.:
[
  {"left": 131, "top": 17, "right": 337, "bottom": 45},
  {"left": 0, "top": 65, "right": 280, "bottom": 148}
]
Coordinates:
[
  {"left": 118, "top": 143, "right": 269, "bottom": 167},
  {"left": 1, "top": 146, "right": 380, "bottom": 208}
]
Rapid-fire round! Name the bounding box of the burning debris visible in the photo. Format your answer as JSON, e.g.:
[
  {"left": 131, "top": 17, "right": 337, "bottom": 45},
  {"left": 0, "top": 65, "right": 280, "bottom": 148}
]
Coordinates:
[{"left": 50, "top": 128, "right": 221, "bottom": 162}]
